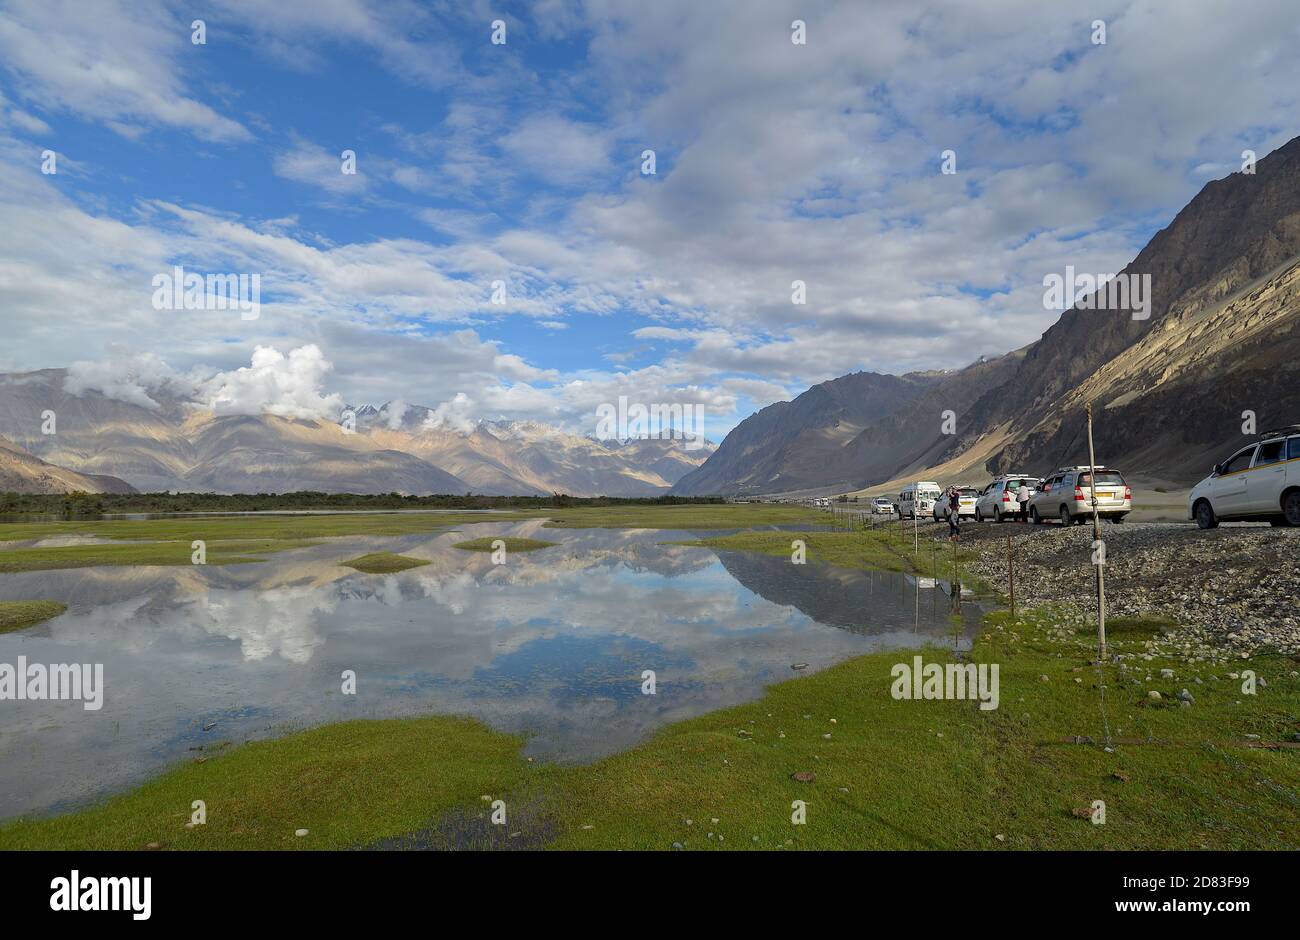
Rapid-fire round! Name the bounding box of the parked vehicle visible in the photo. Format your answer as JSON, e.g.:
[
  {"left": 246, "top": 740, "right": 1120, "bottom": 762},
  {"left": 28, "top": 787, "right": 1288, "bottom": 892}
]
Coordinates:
[
  {"left": 872, "top": 497, "right": 894, "bottom": 514},
  {"left": 974, "top": 475, "right": 1038, "bottom": 522},
  {"left": 932, "top": 486, "right": 979, "bottom": 520},
  {"left": 1189, "top": 426, "right": 1300, "bottom": 528},
  {"left": 897, "top": 482, "right": 942, "bottom": 520},
  {"left": 1027, "top": 466, "right": 1131, "bottom": 525}
]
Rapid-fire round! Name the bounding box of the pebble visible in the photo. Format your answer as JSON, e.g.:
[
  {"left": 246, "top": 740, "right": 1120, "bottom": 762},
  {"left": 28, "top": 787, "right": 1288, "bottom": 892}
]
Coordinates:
[
  {"left": 965, "top": 525, "right": 1300, "bottom": 657},
  {"left": 294, "top": 829, "right": 309, "bottom": 837}
]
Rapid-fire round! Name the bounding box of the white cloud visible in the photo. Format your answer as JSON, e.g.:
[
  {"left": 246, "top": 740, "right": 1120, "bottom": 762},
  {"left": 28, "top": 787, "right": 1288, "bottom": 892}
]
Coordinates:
[
  {"left": 384, "top": 398, "right": 410, "bottom": 429},
  {"left": 499, "top": 114, "right": 613, "bottom": 188},
  {"left": 273, "top": 138, "right": 369, "bottom": 195},
  {"left": 421, "top": 392, "right": 477, "bottom": 433},
  {"left": 64, "top": 351, "right": 197, "bottom": 410},
  {"left": 0, "top": 0, "right": 251, "bottom": 142},
  {"left": 198, "top": 345, "right": 344, "bottom": 419}
]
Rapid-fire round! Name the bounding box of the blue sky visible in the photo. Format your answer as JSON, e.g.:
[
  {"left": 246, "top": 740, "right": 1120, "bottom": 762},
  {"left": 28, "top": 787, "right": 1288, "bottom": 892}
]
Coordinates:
[{"left": 1, "top": 0, "right": 1299, "bottom": 440}]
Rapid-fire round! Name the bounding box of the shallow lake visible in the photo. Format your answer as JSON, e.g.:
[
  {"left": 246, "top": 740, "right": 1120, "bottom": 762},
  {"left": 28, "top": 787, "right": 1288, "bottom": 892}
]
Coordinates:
[{"left": 0, "top": 521, "right": 981, "bottom": 820}]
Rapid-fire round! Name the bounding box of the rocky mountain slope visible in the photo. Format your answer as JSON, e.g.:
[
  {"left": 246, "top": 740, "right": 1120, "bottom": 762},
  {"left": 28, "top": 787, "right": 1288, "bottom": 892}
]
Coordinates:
[
  {"left": 675, "top": 134, "right": 1300, "bottom": 495},
  {"left": 670, "top": 371, "right": 931, "bottom": 495},
  {"left": 0, "top": 435, "right": 135, "bottom": 494}
]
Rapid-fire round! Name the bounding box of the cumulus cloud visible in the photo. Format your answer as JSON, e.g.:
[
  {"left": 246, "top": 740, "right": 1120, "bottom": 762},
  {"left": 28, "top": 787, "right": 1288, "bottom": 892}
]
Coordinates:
[
  {"left": 422, "top": 392, "right": 478, "bottom": 433},
  {"left": 198, "top": 345, "right": 345, "bottom": 419}
]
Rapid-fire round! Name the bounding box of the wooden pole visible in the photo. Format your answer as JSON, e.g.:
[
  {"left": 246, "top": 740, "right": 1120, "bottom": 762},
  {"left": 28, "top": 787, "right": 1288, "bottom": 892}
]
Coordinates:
[
  {"left": 1007, "top": 530, "right": 1015, "bottom": 622},
  {"left": 1086, "top": 402, "right": 1107, "bottom": 659},
  {"left": 951, "top": 534, "right": 958, "bottom": 608},
  {"left": 913, "top": 489, "right": 918, "bottom": 556}
]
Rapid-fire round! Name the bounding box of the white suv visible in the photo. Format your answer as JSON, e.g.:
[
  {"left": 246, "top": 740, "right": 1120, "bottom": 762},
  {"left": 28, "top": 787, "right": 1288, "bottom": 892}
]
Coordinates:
[
  {"left": 932, "top": 486, "right": 979, "bottom": 520},
  {"left": 974, "top": 475, "right": 1037, "bottom": 522},
  {"left": 1189, "top": 427, "right": 1300, "bottom": 529},
  {"left": 1028, "top": 466, "right": 1131, "bottom": 525},
  {"left": 872, "top": 497, "right": 894, "bottom": 514}
]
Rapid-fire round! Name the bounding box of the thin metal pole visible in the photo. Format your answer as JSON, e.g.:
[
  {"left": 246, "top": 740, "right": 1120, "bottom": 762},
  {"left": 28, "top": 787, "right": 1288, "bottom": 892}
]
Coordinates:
[{"left": 1086, "top": 402, "right": 1107, "bottom": 659}]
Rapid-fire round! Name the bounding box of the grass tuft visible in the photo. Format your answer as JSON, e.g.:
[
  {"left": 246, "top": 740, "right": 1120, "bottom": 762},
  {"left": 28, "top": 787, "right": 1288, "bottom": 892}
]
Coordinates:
[
  {"left": 0, "top": 600, "right": 68, "bottom": 634},
  {"left": 453, "top": 537, "right": 556, "bottom": 553},
  {"left": 340, "top": 552, "right": 431, "bottom": 573}
]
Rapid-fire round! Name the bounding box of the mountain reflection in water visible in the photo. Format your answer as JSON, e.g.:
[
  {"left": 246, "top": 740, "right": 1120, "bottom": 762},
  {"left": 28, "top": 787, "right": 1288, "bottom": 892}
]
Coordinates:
[{"left": 0, "top": 522, "right": 981, "bottom": 819}]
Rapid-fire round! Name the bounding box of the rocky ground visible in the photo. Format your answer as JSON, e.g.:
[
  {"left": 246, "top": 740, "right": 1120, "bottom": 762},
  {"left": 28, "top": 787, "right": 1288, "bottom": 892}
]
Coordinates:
[{"left": 943, "top": 520, "right": 1300, "bottom": 659}]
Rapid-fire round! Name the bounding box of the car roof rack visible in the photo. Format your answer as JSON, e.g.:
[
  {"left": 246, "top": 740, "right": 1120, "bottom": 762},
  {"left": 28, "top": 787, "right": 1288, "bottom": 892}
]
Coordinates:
[{"left": 1259, "top": 425, "right": 1300, "bottom": 440}]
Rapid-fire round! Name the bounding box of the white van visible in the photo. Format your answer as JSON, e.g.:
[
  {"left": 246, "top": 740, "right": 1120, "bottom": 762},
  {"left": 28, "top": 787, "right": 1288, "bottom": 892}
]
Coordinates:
[
  {"left": 897, "top": 482, "right": 942, "bottom": 520},
  {"left": 1189, "top": 426, "right": 1300, "bottom": 528}
]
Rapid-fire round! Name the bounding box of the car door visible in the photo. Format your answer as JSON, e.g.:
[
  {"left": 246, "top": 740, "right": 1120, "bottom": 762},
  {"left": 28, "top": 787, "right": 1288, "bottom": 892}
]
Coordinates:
[
  {"left": 1213, "top": 445, "right": 1256, "bottom": 516},
  {"left": 1058, "top": 474, "right": 1077, "bottom": 516},
  {"left": 1247, "top": 439, "right": 1286, "bottom": 513},
  {"left": 1034, "top": 475, "right": 1061, "bottom": 516}
]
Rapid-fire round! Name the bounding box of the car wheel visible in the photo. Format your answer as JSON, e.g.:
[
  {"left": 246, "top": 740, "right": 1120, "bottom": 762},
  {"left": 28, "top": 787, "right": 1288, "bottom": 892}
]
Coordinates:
[
  {"left": 1110, "top": 515, "right": 1125, "bottom": 524},
  {"left": 975, "top": 508, "right": 983, "bottom": 523},
  {"left": 1283, "top": 490, "right": 1300, "bottom": 527},
  {"left": 1059, "top": 506, "right": 1071, "bottom": 526},
  {"left": 1029, "top": 507, "right": 1040, "bottom": 525},
  {"left": 1194, "top": 500, "right": 1218, "bottom": 530},
  {"left": 994, "top": 508, "right": 1003, "bottom": 523}
]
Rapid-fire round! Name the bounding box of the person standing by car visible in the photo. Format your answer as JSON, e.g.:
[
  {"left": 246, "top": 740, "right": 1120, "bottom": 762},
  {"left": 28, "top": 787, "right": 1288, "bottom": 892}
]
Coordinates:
[
  {"left": 947, "top": 486, "right": 962, "bottom": 539},
  {"left": 1017, "top": 482, "right": 1031, "bottom": 523}
]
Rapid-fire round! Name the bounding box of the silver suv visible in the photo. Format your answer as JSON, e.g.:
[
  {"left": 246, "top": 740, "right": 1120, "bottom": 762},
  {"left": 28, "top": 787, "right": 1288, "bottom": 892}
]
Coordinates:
[{"left": 1027, "top": 466, "right": 1131, "bottom": 525}]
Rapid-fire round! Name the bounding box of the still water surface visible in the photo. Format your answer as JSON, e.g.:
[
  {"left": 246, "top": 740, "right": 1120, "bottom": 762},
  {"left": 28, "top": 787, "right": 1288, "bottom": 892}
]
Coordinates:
[{"left": 0, "top": 521, "right": 980, "bottom": 819}]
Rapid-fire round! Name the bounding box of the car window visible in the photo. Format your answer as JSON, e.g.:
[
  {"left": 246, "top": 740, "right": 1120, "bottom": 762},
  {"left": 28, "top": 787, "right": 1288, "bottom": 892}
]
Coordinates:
[
  {"left": 1222, "top": 447, "right": 1256, "bottom": 474},
  {"left": 1061, "top": 474, "right": 1074, "bottom": 486},
  {"left": 1289, "top": 437, "right": 1300, "bottom": 460},
  {"left": 1078, "top": 470, "right": 1124, "bottom": 486},
  {"left": 1254, "top": 440, "right": 1284, "bottom": 466}
]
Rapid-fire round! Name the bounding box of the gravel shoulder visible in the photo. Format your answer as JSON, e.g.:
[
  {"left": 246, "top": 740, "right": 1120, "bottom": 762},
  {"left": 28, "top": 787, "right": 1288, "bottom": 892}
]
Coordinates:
[{"left": 917, "top": 518, "right": 1300, "bottom": 658}]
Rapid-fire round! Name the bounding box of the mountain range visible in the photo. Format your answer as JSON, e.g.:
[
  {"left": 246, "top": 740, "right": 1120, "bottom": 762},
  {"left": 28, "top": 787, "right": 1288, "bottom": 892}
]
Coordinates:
[
  {"left": 0, "top": 370, "right": 712, "bottom": 497},
  {"left": 8, "top": 135, "right": 1299, "bottom": 500},
  {"left": 672, "top": 134, "right": 1300, "bottom": 495}
]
